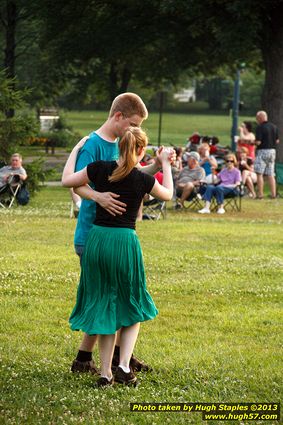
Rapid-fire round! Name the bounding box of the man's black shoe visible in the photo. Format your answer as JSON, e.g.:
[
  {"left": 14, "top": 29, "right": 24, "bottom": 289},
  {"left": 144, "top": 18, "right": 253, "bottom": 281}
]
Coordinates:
[
  {"left": 96, "top": 376, "right": 113, "bottom": 388},
  {"left": 130, "top": 354, "right": 152, "bottom": 372},
  {"left": 71, "top": 359, "right": 99, "bottom": 375}
]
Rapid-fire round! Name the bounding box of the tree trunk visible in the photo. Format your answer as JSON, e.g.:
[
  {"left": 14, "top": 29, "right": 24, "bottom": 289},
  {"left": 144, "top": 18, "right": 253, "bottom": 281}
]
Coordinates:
[
  {"left": 261, "top": 3, "right": 283, "bottom": 163},
  {"left": 118, "top": 66, "right": 131, "bottom": 94},
  {"left": 4, "top": 0, "right": 17, "bottom": 118},
  {"left": 109, "top": 61, "right": 118, "bottom": 102},
  {"left": 109, "top": 62, "right": 132, "bottom": 101},
  {"left": 207, "top": 78, "right": 223, "bottom": 110}
]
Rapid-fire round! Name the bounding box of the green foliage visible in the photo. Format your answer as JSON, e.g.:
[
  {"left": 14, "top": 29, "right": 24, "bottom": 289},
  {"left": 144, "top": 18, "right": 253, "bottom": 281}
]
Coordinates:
[
  {"left": 24, "top": 158, "right": 54, "bottom": 194},
  {"left": 4, "top": 0, "right": 274, "bottom": 121},
  {"left": 240, "top": 70, "right": 265, "bottom": 112},
  {"left": 27, "top": 112, "right": 82, "bottom": 149},
  {"left": 37, "top": 1, "right": 211, "bottom": 103},
  {"left": 45, "top": 113, "right": 82, "bottom": 147},
  {"left": 52, "top": 114, "right": 70, "bottom": 131},
  {"left": 193, "top": 70, "right": 264, "bottom": 113},
  {"left": 0, "top": 187, "right": 282, "bottom": 424},
  {"left": 39, "top": 129, "right": 80, "bottom": 148},
  {"left": 0, "top": 71, "right": 39, "bottom": 160}
]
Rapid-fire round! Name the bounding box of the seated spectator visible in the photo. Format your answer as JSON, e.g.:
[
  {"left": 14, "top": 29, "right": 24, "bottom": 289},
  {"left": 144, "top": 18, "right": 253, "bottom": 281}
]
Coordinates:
[
  {"left": 0, "top": 153, "right": 27, "bottom": 188},
  {"left": 237, "top": 121, "right": 256, "bottom": 160},
  {"left": 198, "top": 142, "right": 218, "bottom": 184},
  {"left": 140, "top": 153, "right": 154, "bottom": 167},
  {"left": 238, "top": 147, "right": 257, "bottom": 198},
  {"left": 185, "top": 132, "right": 201, "bottom": 151},
  {"left": 154, "top": 170, "right": 163, "bottom": 184},
  {"left": 172, "top": 147, "right": 183, "bottom": 176},
  {"left": 171, "top": 147, "right": 183, "bottom": 200},
  {"left": 198, "top": 153, "right": 241, "bottom": 214},
  {"left": 175, "top": 151, "right": 205, "bottom": 207},
  {"left": 138, "top": 154, "right": 161, "bottom": 220}
]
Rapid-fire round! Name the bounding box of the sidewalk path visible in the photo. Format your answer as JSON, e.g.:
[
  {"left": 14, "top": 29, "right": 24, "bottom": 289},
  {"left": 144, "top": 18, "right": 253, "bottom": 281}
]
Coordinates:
[{"left": 44, "top": 181, "right": 62, "bottom": 186}]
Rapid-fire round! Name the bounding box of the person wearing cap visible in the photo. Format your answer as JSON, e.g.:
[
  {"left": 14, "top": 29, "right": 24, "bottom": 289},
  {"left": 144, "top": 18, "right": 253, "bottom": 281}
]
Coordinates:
[{"left": 175, "top": 151, "right": 205, "bottom": 207}]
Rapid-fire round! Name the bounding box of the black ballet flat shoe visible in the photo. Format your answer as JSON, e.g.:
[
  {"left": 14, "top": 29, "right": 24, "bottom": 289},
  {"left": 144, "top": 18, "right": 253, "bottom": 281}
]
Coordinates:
[{"left": 114, "top": 366, "right": 138, "bottom": 387}]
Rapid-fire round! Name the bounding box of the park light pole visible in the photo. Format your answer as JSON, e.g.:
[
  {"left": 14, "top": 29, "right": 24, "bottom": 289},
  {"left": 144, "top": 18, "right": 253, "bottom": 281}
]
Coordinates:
[
  {"left": 157, "top": 90, "right": 164, "bottom": 147},
  {"left": 231, "top": 63, "right": 245, "bottom": 152}
]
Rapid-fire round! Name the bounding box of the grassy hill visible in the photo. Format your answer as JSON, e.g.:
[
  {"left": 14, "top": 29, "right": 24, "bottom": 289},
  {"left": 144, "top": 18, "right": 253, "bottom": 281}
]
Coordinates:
[{"left": 65, "top": 110, "right": 254, "bottom": 148}]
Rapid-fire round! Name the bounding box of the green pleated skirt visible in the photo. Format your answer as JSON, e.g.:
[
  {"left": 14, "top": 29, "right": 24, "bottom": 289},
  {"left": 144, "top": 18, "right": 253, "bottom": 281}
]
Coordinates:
[{"left": 69, "top": 225, "right": 158, "bottom": 335}]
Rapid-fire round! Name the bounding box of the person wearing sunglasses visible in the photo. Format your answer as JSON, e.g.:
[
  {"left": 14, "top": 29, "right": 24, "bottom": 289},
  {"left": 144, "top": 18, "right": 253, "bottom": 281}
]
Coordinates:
[{"left": 198, "top": 154, "right": 241, "bottom": 214}]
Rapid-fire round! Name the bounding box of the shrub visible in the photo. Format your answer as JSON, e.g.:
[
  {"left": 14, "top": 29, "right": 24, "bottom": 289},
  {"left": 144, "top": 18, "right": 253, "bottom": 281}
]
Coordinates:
[
  {"left": 44, "top": 129, "right": 80, "bottom": 148},
  {"left": 25, "top": 158, "right": 55, "bottom": 194},
  {"left": 0, "top": 71, "right": 39, "bottom": 160},
  {"left": 29, "top": 113, "right": 81, "bottom": 148}
]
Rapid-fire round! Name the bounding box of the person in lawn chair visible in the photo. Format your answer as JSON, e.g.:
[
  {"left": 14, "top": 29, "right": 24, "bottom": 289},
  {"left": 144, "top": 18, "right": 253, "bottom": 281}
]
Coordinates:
[
  {"left": 198, "top": 153, "right": 241, "bottom": 214},
  {"left": 0, "top": 153, "right": 27, "bottom": 188},
  {"left": 175, "top": 151, "right": 205, "bottom": 208}
]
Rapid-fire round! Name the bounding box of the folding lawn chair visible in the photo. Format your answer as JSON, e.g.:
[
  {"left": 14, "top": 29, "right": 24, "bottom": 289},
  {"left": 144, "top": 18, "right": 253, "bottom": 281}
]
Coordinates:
[
  {"left": 143, "top": 198, "right": 166, "bottom": 220},
  {"left": 0, "top": 175, "right": 23, "bottom": 208},
  {"left": 182, "top": 192, "right": 204, "bottom": 211},
  {"left": 210, "top": 183, "right": 244, "bottom": 212},
  {"left": 179, "top": 183, "right": 244, "bottom": 213},
  {"left": 174, "top": 183, "right": 205, "bottom": 211}
]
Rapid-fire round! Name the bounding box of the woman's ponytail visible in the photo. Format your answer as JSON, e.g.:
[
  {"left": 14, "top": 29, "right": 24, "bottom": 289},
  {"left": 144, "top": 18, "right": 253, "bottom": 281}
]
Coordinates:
[{"left": 109, "top": 127, "right": 148, "bottom": 182}]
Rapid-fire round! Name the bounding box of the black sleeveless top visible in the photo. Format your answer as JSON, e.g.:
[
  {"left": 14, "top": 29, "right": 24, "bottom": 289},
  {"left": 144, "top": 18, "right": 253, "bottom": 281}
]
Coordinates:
[{"left": 87, "top": 161, "right": 155, "bottom": 229}]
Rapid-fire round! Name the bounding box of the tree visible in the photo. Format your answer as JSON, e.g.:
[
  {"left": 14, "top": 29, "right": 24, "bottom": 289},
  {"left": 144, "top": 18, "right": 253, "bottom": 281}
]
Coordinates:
[
  {"left": 1, "top": 0, "right": 18, "bottom": 117},
  {"left": 3, "top": 0, "right": 283, "bottom": 163},
  {"left": 260, "top": 1, "right": 283, "bottom": 162},
  {"left": 0, "top": 71, "right": 38, "bottom": 160},
  {"left": 167, "top": 0, "right": 283, "bottom": 161},
  {"left": 37, "top": 0, "right": 202, "bottom": 104},
  {"left": 0, "top": 0, "right": 42, "bottom": 115}
]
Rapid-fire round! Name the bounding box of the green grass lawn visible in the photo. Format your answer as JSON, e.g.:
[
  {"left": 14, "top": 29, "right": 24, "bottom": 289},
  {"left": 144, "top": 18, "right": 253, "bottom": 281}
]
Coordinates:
[
  {"left": 0, "top": 187, "right": 282, "bottom": 424},
  {"left": 65, "top": 110, "right": 254, "bottom": 148},
  {"left": 21, "top": 111, "right": 254, "bottom": 182},
  {"left": 22, "top": 111, "right": 248, "bottom": 161}
]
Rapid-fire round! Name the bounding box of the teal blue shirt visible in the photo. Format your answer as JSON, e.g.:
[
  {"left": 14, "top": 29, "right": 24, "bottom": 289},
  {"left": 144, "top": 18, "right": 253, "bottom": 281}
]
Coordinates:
[{"left": 74, "top": 132, "right": 119, "bottom": 246}]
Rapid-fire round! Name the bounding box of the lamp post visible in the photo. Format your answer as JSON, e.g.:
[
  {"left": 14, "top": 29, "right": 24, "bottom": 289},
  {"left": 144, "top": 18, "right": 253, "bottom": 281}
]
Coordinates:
[
  {"left": 157, "top": 90, "right": 164, "bottom": 147},
  {"left": 231, "top": 69, "right": 241, "bottom": 152},
  {"left": 231, "top": 64, "right": 245, "bottom": 152}
]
